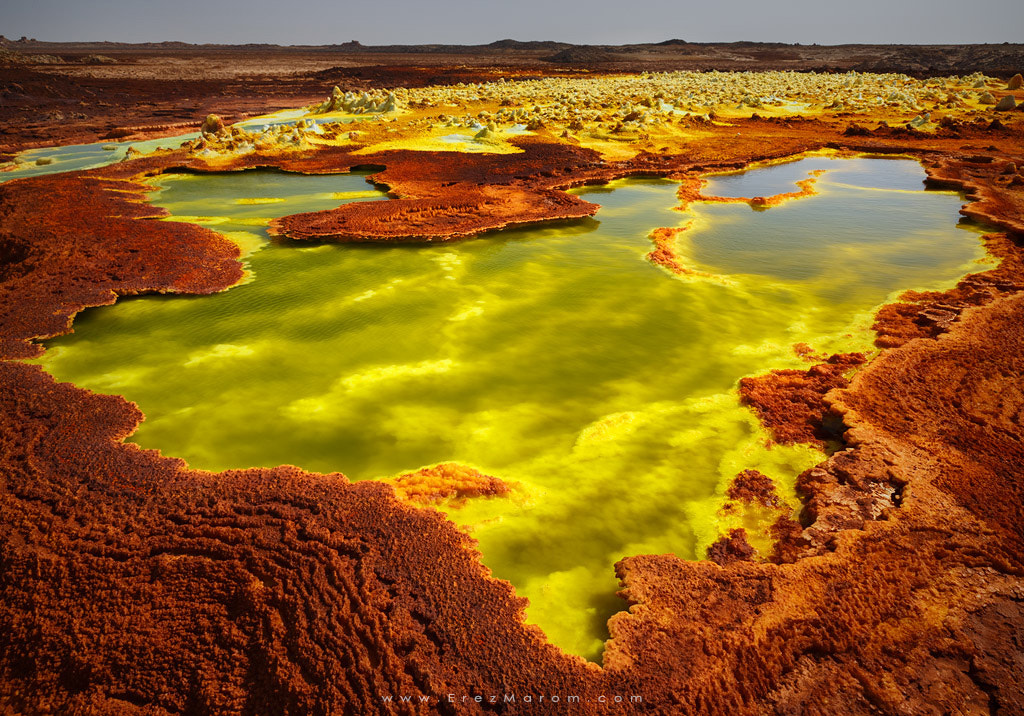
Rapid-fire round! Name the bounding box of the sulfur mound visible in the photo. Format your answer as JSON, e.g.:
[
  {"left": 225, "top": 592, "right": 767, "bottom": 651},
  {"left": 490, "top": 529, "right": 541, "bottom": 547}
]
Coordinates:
[
  {"left": 313, "top": 86, "right": 400, "bottom": 114},
  {"left": 384, "top": 463, "right": 513, "bottom": 505},
  {"left": 995, "top": 94, "right": 1018, "bottom": 111},
  {"left": 201, "top": 113, "right": 226, "bottom": 136}
]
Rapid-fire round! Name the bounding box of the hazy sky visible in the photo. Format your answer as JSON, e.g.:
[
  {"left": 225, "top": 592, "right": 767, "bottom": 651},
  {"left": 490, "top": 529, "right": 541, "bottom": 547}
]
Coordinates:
[{"left": 2, "top": 0, "right": 1022, "bottom": 45}]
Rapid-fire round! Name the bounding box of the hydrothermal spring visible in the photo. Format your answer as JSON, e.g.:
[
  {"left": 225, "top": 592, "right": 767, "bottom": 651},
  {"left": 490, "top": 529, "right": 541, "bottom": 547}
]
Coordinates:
[{"left": 34, "top": 156, "right": 990, "bottom": 661}]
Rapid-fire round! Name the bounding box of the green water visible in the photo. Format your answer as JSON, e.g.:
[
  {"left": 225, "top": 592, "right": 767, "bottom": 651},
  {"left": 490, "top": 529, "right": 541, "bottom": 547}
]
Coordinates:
[
  {"left": 701, "top": 154, "right": 926, "bottom": 198},
  {"left": 34, "top": 157, "right": 989, "bottom": 661},
  {"left": 0, "top": 134, "right": 199, "bottom": 183}
]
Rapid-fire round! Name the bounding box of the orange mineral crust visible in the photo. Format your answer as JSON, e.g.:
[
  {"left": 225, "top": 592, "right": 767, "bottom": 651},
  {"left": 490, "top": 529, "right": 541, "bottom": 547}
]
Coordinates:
[
  {"left": 0, "top": 170, "right": 243, "bottom": 360},
  {"left": 739, "top": 353, "right": 867, "bottom": 447},
  {"left": 726, "top": 469, "right": 785, "bottom": 509},
  {"left": 0, "top": 361, "right": 597, "bottom": 714},
  {"left": 264, "top": 141, "right": 608, "bottom": 241},
  {"left": 2, "top": 101, "right": 1024, "bottom": 714},
  {"left": 384, "top": 463, "right": 513, "bottom": 506}
]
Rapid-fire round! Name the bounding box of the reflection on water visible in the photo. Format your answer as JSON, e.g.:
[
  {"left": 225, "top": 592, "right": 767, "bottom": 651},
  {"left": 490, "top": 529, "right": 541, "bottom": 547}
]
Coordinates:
[
  {"left": 0, "top": 133, "right": 198, "bottom": 182},
  {"left": 702, "top": 154, "right": 927, "bottom": 197}
]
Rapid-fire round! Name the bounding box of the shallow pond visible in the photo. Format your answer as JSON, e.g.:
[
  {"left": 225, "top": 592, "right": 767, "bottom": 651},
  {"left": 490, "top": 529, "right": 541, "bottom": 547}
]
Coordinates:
[
  {"left": 0, "top": 134, "right": 198, "bottom": 182},
  {"left": 0, "top": 107, "right": 367, "bottom": 183},
  {"left": 34, "top": 155, "right": 989, "bottom": 661}
]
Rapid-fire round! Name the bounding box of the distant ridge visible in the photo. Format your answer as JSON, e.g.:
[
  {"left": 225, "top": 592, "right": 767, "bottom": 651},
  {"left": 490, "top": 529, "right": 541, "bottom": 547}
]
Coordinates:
[
  {"left": 544, "top": 47, "right": 621, "bottom": 63},
  {"left": 1, "top": 36, "right": 1022, "bottom": 77},
  {"left": 487, "top": 39, "right": 571, "bottom": 51},
  {"left": 4, "top": 36, "right": 1023, "bottom": 53}
]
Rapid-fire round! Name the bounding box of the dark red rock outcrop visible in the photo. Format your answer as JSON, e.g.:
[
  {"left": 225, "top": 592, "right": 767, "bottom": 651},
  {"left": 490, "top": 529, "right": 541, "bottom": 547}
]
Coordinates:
[{"left": 706, "top": 529, "right": 757, "bottom": 565}]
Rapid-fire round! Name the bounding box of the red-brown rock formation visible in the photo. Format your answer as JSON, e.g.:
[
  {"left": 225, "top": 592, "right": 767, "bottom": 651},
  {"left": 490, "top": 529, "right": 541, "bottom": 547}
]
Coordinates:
[
  {"left": 738, "top": 353, "right": 866, "bottom": 447},
  {"left": 727, "top": 469, "right": 784, "bottom": 509}
]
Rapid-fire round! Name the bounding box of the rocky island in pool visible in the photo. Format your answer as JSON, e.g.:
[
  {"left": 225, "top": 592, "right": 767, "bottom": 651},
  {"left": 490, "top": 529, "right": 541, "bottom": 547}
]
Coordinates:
[{"left": 1, "top": 36, "right": 1024, "bottom": 715}]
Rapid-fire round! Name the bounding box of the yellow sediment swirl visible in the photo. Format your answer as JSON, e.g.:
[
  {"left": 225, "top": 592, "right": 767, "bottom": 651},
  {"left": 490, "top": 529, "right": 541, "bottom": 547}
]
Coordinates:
[{"left": 33, "top": 158, "right": 990, "bottom": 662}]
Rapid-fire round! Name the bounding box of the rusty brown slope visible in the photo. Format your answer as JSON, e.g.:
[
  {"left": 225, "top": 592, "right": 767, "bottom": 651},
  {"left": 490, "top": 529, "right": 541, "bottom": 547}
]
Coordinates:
[{"left": 2, "top": 120, "right": 1024, "bottom": 714}]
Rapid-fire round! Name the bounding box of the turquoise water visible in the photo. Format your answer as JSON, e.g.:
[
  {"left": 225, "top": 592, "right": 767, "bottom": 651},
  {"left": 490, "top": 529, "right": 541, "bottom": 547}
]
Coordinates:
[{"left": 0, "top": 134, "right": 199, "bottom": 182}]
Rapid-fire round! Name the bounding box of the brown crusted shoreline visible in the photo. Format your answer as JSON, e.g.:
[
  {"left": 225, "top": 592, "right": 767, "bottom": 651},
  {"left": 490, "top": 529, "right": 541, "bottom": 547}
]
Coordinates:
[
  {"left": 0, "top": 167, "right": 243, "bottom": 360},
  {"left": 2, "top": 108, "right": 1024, "bottom": 714}
]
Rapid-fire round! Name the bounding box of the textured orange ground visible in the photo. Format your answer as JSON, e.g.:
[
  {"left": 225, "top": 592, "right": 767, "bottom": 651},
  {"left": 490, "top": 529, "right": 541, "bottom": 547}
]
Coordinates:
[
  {"left": 0, "top": 166, "right": 243, "bottom": 360},
  {"left": 2, "top": 109, "right": 1024, "bottom": 714},
  {"left": 266, "top": 141, "right": 608, "bottom": 241},
  {"left": 739, "top": 353, "right": 866, "bottom": 447}
]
